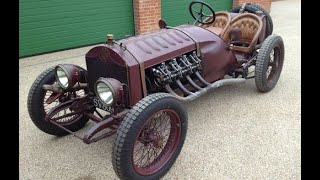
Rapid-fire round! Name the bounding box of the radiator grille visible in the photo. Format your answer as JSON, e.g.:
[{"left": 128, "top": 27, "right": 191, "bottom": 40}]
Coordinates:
[{"left": 85, "top": 57, "right": 128, "bottom": 92}]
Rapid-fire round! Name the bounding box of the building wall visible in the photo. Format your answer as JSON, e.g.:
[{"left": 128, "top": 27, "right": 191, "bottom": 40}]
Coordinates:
[
  {"left": 20, "top": 0, "right": 272, "bottom": 57},
  {"left": 19, "top": 0, "right": 135, "bottom": 57},
  {"left": 134, "top": 0, "right": 272, "bottom": 35},
  {"left": 134, "top": 0, "right": 161, "bottom": 35},
  {"left": 162, "top": 0, "right": 233, "bottom": 27}
]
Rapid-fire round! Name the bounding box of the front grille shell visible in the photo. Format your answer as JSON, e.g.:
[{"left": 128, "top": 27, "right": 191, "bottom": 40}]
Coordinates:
[{"left": 85, "top": 48, "right": 128, "bottom": 92}]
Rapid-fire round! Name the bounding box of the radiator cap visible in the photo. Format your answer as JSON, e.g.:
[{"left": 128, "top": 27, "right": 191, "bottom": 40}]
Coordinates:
[{"left": 106, "top": 34, "right": 114, "bottom": 45}]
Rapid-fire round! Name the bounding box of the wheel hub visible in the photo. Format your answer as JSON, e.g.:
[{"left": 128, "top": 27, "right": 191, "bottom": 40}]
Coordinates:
[{"left": 141, "top": 130, "right": 164, "bottom": 148}]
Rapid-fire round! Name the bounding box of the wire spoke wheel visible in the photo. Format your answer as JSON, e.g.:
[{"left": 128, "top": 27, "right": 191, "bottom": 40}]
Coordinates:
[
  {"left": 255, "top": 35, "right": 284, "bottom": 92},
  {"left": 112, "top": 93, "right": 188, "bottom": 180},
  {"left": 133, "top": 109, "right": 180, "bottom": 175},
  {"left": 27, "top": 66, "right": 90, "bottom": 136},
  {"left": 266, "top": 48, "right": 280, "bottom": 85},
  {"left": 44, "top": 89, "right": 86, "bottom": 125}
]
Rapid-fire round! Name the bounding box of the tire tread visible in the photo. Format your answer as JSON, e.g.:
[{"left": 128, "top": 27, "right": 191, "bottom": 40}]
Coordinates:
[
  {"left": 112, "top": 93, "right": 187, "bottom": 180},
  {"left": 27, "top": 66, "right": 89, "bottom": 136},
  {"left": 255, "top": 34, "right": 284, "bottom": 92}
]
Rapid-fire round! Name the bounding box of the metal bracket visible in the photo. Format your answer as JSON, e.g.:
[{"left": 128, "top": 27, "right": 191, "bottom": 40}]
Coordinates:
[{"left": 45, "top": 94, "right": 129, "bottom": 144}]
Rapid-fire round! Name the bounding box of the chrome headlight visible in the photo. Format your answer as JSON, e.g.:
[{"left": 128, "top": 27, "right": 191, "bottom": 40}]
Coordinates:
[
  {"left": 94, "top": 78, "right": 122, "bottom": 106},
  {"left": 54, "top": 64, "right": 80, "bottom": 89}
]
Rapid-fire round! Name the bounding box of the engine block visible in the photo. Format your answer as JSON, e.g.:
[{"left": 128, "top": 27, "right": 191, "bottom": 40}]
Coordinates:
[{"left": 151, "top": 51, "right": 202, "bottom": 85}]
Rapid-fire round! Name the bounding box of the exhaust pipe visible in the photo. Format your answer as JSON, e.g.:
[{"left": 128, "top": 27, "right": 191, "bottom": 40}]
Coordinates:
[
  {"left": 186, "top": 75, "right": 202, "bottom": 90},
  {"left": 165, "top": 78, "right": 246, "bottom": 102},
  {"left": 195, "top": 71, "right": 210, "bottom": 86}
]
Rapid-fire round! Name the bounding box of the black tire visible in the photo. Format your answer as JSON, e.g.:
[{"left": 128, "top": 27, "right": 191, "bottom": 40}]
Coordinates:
[
  {"left": 255, "top": 35, "right": 284, "bottom": 92},
  {"left": 231, "top": 2, "right": 273, "bottom": 37},
  {"left": 27, "top": 66, "right": 90, "bottom": 136},
  {"left": 112, "top": 93, "right": 188, "bottom": 180}
]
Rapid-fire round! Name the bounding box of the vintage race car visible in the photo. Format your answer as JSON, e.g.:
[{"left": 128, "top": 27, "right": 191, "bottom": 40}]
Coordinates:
[{"left": 27, "top": 1, "right": 284, "bottom": 179}]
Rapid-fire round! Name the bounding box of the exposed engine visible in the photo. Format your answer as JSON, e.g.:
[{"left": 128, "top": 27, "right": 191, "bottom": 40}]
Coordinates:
[
  {"left": 145, "top": 51, "right": 205, "bottom": 94},
  {"left": 151, "top": 51, "right": 202, "bottom": 85}
]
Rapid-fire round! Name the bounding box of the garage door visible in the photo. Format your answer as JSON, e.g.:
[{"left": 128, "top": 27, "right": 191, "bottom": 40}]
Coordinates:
[
  {"left": 162, "top": 0, "right": 233, "bottom": 26},
  {"left": 19, "top": 0, "right": 134, "bottom": 57}
]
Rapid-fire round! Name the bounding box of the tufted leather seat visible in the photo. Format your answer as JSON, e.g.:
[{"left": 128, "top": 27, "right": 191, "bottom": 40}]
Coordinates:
[
  {"left": 200, "top": 11, "right": 231, "bottom": 41},
  {"left": 225, "top": 13, "right": 263, "bottom": 53}
]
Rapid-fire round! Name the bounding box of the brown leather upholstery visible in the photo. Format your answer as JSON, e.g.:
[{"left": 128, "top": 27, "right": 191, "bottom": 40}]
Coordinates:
[
  {"left": 225, "top": 13, "right": 263, "bottom": 53},
  {"left": 205, "top": 26, "right": 223, "bottom": 35},
  {"left": 200, "top": 11, "right": 231, "bottom": 40}
]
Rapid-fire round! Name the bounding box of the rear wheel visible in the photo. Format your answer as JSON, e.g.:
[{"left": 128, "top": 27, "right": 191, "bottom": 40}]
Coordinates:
[
  {"left": 255, "top": 35, "right": 285, "bottom": 92},
  {"left": 27, "top": 66, "right": 90, "bottom": 136},
  {"left": 231, "top": 2, "right": 273, "bottom": 37},
  {"left": 112, "top": 93, "right": 188, "bottom": 180}
]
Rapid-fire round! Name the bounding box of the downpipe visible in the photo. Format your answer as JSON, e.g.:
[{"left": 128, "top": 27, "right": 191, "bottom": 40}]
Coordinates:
[{"left": 165, "top": 78, "right": 246, "bottom": 102}]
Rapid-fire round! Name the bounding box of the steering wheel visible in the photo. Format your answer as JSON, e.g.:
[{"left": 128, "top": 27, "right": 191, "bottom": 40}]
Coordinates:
[{"left": 189, "top": 0, "right": 216, "bottom": 25}]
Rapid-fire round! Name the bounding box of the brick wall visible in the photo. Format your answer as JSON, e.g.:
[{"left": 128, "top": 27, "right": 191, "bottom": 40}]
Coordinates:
[
  {"left": 133, "top": 0, "right": 161, "bottom": 35},
  {"left": 233, "top": 0, "right": 272, "bottom": 12}
]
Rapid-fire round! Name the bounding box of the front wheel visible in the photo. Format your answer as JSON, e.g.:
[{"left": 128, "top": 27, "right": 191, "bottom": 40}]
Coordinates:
[
  {"left": 27, "top": 66, "right": 90, "bottom": 136},
  {"left": 255, "top": 35, "right": 285, "bottom": 92},
  {"left": 112, "top": 93, "right": 188, "bottom": 180}
]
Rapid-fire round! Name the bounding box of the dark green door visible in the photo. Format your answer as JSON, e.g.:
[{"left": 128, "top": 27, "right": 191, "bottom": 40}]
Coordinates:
[
  {"left": 19, "top": 0, "right": 134, "bottom": 57},
  {"left": 161, "top": 0, "right": 233, "bottom": 26}
]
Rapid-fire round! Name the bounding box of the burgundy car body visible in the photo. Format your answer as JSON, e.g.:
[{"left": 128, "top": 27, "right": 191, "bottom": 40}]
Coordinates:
[{"left": 86, "top": 25, "right": 237, "bottom": 107}]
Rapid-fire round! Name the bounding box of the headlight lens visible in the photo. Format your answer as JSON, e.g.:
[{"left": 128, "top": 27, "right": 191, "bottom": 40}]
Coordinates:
[
  {"left": 94, "top": 78, "right": 122, "bottom": 106},
  {"left": 54, "top": 64, "right": 80, "bottom": 90},
  {"left": 96, "top": 82, "right": 114, "bottom": 105},
  {"left": 56, "top": 67, "right": 69, "bottom": 88}
]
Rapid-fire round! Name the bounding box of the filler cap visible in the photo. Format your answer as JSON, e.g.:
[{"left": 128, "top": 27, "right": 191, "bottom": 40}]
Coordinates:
[{"left": 106, "top": 34, "right": 114, "bottom": 45}]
